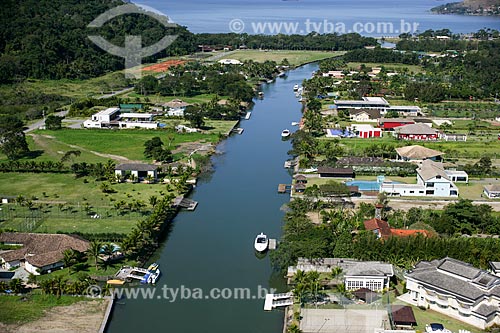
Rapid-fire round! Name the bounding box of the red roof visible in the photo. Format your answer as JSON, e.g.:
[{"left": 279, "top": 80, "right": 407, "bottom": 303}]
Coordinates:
[
  {"left": 364, "top": 218, "right": 392, "bottom": 240},
  {"left": 390, "top": 229, "right": 431, "bottom": 238}
]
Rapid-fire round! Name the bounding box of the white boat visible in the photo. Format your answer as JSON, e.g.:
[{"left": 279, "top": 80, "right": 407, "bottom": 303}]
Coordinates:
[
  {"left": 147, "top": 263, "right": 159, "bottom": 271},
  {"left": 281, "top": 129, "right": 291, "bottom": 138},
  {"left": 293, "top": 84, "right": 299, "bottom": 91},
  {"left": 291, "top": 122, "right": 299, "bottom": 126},
  {"left": 425, "top": 323, "right": 452, "bottom": 333},
  {"left": 254, "top": 233, "right": 269, "bottom": 252},
  {"left": 244, "top": 112, "right": 252, "bottom": 120}
]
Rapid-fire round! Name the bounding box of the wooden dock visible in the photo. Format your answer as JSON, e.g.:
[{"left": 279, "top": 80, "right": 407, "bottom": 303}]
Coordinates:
[
  {"left": 278, "top": 184, "right": 291, "bottom": 193},
  {"left": 269, "top": 239, "right": 277, "bottom": 250},
  {"left": 264, "top": 293, "right": 294, "bottom": 311},
  {"left": 173, "top": 196, "right": 198, "bottom": 210}
]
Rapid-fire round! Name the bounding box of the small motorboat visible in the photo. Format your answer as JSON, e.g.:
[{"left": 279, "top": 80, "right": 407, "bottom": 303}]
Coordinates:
[
  {"left": 147, "top": 263, "right": 159, "bottom": 271},
  {"left": 425, "top": 323, "right": 452, "bottom": 333},
  {"left": 293, "top": 84, "right": 299, "bottom": 91},
  {"left": 254, "top": 233, "right": 269, "bottom": 252},
  {"left": 281, "top": 129, "right": 291, "bottom": 138},
  {"left": 291, "top": 122, "right": 299, "bottom": 126}
]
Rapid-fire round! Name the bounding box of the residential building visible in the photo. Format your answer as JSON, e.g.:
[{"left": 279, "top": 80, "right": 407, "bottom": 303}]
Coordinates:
[
  {"left": 386, "top": 106, "right": 421, "bottom": 117},
  {"left": 115, "top": 163, "right": 158, "bottom": 181},
  {"left": 83, "top": 107, "right": 120, "bottom": 128},
  {"left": 294, "top": 175, "right": 308, "bottom": 184},
  {"left": 348, "top": 124, "right": 382, "bottom": 138},
  {"left": 83, "top": 107, "right": 158, "bottom": 129},
  {"left": 348, "top": 109, "right": 381, "bottom": 122},
  {"left": 445, "top": 170, "right": 469, "bottom": 183},
  {"left": 395, "top": 145, "right": 444, "bottom": 163},
  {"left": 484, "top": 184, "right": 500, "bottom": 199},
  {"left": 393, "top": 123, "right": 439, "bottom": 141},
  {"left": 317, "top": 167, "right": 355, "bottom": 178},
  {"left": 218, "top": 59, "right": 242, "bottom": 65},
  {"left": 287, "top": 258, "right": 394, "bottom": 292},
  {"left": 412, "top": 118, "right": 433, "bottom": 127},
  {"left": 404, "top": 257, "right": 500, "bottom": 329},
  {"left": 334, "top": 97, "right": 390, "bottom": 110},
  {"left": 118, "top": 113, "right": 158, "bottom": 129},
  {"left": 380, "top": 160, "right": 460, "bottom": 197},
  {"left": 0, "top": 233, "right": 89, "bottom": 275},
  {"left": 490, "top": 262, "right": 500, "bottom": 277},
  {"left": 322, "top": 70, "right": 345, "bottom": 78},
  {"left": 442, "top": 133, "right": 468, "bottom": 142},
  {"left": 378, "top": 118, "right": 416, "bottom": 130}
]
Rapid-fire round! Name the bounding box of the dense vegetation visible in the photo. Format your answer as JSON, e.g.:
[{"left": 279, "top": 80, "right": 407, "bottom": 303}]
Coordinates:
[{"left": 271, "top": 198, "right": 500, "bottom": 272}]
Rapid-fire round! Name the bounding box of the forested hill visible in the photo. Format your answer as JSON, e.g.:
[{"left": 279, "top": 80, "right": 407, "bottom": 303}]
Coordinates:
[
  {"left": 0, "top": 0, "right": 196, "bottom": 82},
  {"left": 432, "top": 0, "right": 500, "bottom": 15}
]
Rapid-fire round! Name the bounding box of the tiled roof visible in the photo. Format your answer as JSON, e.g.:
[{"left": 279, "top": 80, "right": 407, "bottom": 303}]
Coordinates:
[
  {"left": 395, "top": 145, "right": 444, "bottom": 159},
  {"left": 364, "top": 218, "right": 392, "bottom": 239},
  {"left": 417, "top": 160, "right": 449, "bottom": 181},
  {"left": 390, "top": 229, "right": 431, "bottom": 237},
  {"left": 394, "top": 123, "right": 438, "bottom": 135},
  {"left": 115, "top": 163, "right": 157, "bottom": 172},
  {"left": 391, "top": 305, "right": 417, "bottom": 324}
]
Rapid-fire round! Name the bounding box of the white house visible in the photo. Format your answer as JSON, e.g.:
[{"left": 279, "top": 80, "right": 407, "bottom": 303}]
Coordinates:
[
  {"left": 395, "top": 145, "right": 444, "bottom": 164},
  {"left": 218, "top": 59, "right": 242, "bottom": 65},
  {"left": 348, "top": 109, "right": 380, "bottom": 122},
  {"left": 84, "top": 108, "right": 158, "bottom": 129},
  {"left": 118, "top": 113, "right": 158, "bottom": 129},
  {"left": 484, "top": 184, "right": 500, "bottom": 199},
  {"left": 404, "top": 257, "right": 500, "bottom": 330},
  {"left": 380, "top": 160, "right": 460, "bottom": 197},
  {"left": 115, "top": 163, "right": 158, "bottom": 182},
  {"left": 287, "top": 258, "right": 393, "bottom": 292},
  {"left": 83, "top": 107, "right": 120, "bottom": 128}
]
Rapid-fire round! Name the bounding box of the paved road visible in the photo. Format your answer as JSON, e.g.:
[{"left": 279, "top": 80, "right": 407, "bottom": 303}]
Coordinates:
[{"left": 96, "top": 87, "right": 134, "bottom": 99}]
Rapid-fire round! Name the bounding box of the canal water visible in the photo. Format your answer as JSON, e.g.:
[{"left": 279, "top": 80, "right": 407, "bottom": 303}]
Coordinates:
[{"left": 107, "top": 63, "right": 317, "bottom": 333}]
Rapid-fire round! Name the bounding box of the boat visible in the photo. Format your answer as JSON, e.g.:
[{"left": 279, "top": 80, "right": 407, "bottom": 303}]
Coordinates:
[
  {"left": 278, "top": 72, "right": 286, "bottom": 78},
  {"left": 281, "top": 129, "right": 291, "bottom": 138},
  {"left": 293, "top": 84, "right": 299, "bottom": 91},
  {"left": 254, "top": 233, "right": 269, "bottom": 252},
  {"left": 425, "top": 323, "right": 452, "bottom": 333},
  {"left": 244, "top": 112, "right": 252, "bottom": 120},
  {"left": 147, "top": 263, "right": 159, "bottom": 271},
  {"left": 107, "top": 279, "right": 125, "bottom": 285},
  {"left": 291, "top": 122, "right": 299, "bottom": 126},
  {"left": 148, "top": 269, "right": 161, "bottom": 284}
]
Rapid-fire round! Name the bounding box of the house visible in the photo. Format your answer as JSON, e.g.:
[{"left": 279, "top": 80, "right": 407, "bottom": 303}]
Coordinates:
[
  {"left": 83, "top": 107, "right": 120, "bottom": 128},
  {"left": 294, "top": 183, "right": 306, "bottom": 193},
  {"left": 412, "top": 118, "right": 434, "bottom": 127},
  {"left": 175, "top": 124, "right": 199, "bottom": 133},
  {"left": 115, "top": 163, "right": 158, "bottom": 181},
  {"left": 348, "top": 109, "right": 381, "bottom": 122},
  {"left": 118, "top": 113, "right": 158, "bottom": 129},
  {"left": 395, "top": 145, "right": 444, "bottom": 163},
  {"left": 404, "top": 257, "right": 500, "bottom": 329},
  {"left": 393, "top": 123, "right": 439, "bottom": 141},
  {"left": 317, "top": 167, "right": 355, "bottom": 178},
  {"left": 386, "top": 106, "right": 421, "bottom": 117},
  {"left": 442, "top": 133, "right": 468, "bottom": 142},
  {"left": 378, "top": 118, "right": 415, "bottom": 130},
  {"left": 334, "top": 97, "right": 389, "bottom": 110},
  {"left": 348, "top": 124, "right": 382, "bottom": 138},
  {"left": 322, "top": 70, "right": 345, "bottom": 79},
  {"left": 380, "top": 160, "right": 459, "bottom": 197},
  {"left": 490, "top": 262, "right": 500, "bottom": 277},
  {"left": 0, "top": 232, "right": 89, "bottom": 275},
  {"left": 445, "top": 170, "right": 469, "bottom": 183},
  {"left": 364, "top": 218, "right": 432, "bottom": 240},
  {"left": 390, "top": 305, "right": 417, "bottom": 329},
  {"left": 484, "top": 184, "right": 500, "bottom": 199},
  {"left": 294, "top": 175, "right": 308, "bottom": 184},
  {"left": 218, "top": 59, "right": 242, "bottom": 65},
  {"left": 287, "top": 258, "right": 394, "bottom": 292}
]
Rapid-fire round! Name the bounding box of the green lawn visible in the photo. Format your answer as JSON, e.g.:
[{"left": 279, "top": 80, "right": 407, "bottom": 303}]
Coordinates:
[
  {"left": 0, "top": 293, "right": 90, "bottom": 324},
  {"left": 345, "top": 62, "right": 424, "bottom": 74},
  {"left": 0, "top": 173, "right": 177, "bottom": 234},
  {"left": 227, "top": 50, "right": 345, "bottom": 66},
  {"left": 26, "top": 128, "right": 223, "bottom": 162},
  {"left": 123, "top": 92, "right": 223, "bottom": 105}
]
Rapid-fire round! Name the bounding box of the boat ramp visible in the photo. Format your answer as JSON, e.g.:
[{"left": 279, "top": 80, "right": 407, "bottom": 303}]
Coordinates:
[{"left": 264, "top": 292, "right": 294, "bottom": 311}]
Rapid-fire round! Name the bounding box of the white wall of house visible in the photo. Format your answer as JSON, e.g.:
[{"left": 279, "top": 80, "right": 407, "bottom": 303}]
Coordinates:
[
  {"left": 380, "top": 183, "right": 427, "bottom": 196},
  {"left": 417, "top": 175, "right": 458, "bottom": 197},
  {"left": 345, "top": 276, "right": 388, "bottom": 292},
  {"left": 118, "top": 121, "right": 158, "bottom": 129},
  {"left": 2, "top": 259, "right": 20, "bottom": 270},
  {"left": 484, "top": 188, "right": 500, "bottom": 199},
  {"left": 25, "top": 260, "right": 64, "bottom": 275}
]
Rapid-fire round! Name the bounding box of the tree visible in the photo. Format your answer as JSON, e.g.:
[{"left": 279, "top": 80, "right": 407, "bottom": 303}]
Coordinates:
[
  {"left": 87, "top": 240, "right": 102, "bottom": 270},
  {"left": 0, "top": 115, "right": 29, "bottom": 160},
  {"left": 184, "top": 105, "right": 205, "bottom": 128},
  {"left": 45, "top": 115, "right": 63, "bottom": 130},
  {"left": 144, "top": 137, "right": 172, "bottom": 162}
]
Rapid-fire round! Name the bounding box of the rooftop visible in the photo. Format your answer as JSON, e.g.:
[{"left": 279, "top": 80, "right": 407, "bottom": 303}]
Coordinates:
[
  {"left": 394, "top": 123, "right": 438, "bottom": 135},
  {"left": 390, "top": 305, "right": 417, "bottom": 325},
  {"left": 317, "top": 167, "right": 354, "bottom": 174},
  {"left": 395, "top": 145, "right": 444, "bottom": 160},
  {"left": 348, "top": 109, "right": 381, "bottom": 119},
  {"left": 95, "top": 107, "right": 120, "bottom": 116},
  {"left": 364, "top": 218, "right": 392, "bottom": 240},
  {"left": 484, "top": 184, "right": 500, "bottom": 192},
  {"left": 417, "top": 160, "right": 449, "bottom": 181},
  {"left": 115, "top": 163, "right": 158, "bottom": 172}
]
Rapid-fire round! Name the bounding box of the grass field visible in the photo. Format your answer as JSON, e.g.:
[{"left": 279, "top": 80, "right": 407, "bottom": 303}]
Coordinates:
[
  {"left": 0, "top": 293, "right": 89, "bottom": 324},
  {"left": 122, "top": 92, "right": 224, "bottom": 105},
  {"left": 0, "top": 172, "right": 177, "bottom": 234},
  {"left": 22, "top": 128, "right": 224, "bottom": 162},
  {"left": 226, "top": 50, "right": 345, "bottom": 66}
]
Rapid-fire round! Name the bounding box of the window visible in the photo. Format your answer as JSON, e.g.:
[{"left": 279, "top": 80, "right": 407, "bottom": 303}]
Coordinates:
[
  {"left": 409, "top": 191, "right": 414, "bottom": 194},
  {"left": 426, "top": 182, "right": 434, "bottom": 187},
  {"left": 426, "top": 190, "right": 434, "bottom": 195},
  {"left": 419, "top": 191, "right": 424, "bottom": 194},
  {"left": 450, "top": 190, "right": 458, "bottom": 196}
]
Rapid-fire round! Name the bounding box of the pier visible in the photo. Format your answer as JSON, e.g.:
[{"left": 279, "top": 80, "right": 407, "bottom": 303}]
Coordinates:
[
  {"left": 278, "top": 184, "right": 291, "bottom": 193},
  {"left": 115, "top": 266, "right": 149, "bottom": 281},
  {"left": 231, "top": 127, "right": 244, "bottom": 135},
  {"left": 264, "top": 293, "right": 294, "bottom": 311},
  {"left": 268, "top": 238, "right": 277, "bottom": 250},
  {"left": 172, "top": 197, "right": 198, "bottom": 210}
]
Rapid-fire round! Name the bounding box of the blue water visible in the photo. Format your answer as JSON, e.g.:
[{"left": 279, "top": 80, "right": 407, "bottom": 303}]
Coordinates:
[
  {"left": 137, "top": 0, "right": 500, "bottom": 35},
  {"left": 346, "top": 180, "right": 381, "bottom": 191}
]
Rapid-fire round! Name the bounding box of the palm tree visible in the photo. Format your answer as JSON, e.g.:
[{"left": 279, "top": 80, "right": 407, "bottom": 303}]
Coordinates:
[
  {"left": 87, "top": 240, "right": 102, "bottom": 270},
  {"left": 9, "top": 278, "right": 23, "bottom": 293},
  {"left": 287, "top": 323, "right": 302, "bottom": 333}
]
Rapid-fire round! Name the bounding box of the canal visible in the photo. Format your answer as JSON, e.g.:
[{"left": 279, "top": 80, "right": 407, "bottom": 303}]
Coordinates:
[{"left": 107, "top": 63, "right": 318, "bottom": 333}]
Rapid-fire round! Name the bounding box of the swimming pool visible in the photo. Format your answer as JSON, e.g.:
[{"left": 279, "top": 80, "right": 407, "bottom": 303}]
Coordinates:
[{"left": 345, "top": 180, "right": 381, "bottom": 191}]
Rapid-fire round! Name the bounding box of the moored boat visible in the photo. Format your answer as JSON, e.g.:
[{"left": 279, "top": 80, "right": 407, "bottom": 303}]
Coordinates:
[
  {"left": 281, "top": 129, "right": 291, "bottom": 138},
  {"left": 293, "top": 84, "right": 299, "bottom": 91},
  {"left": 254, "top": 233, "right": 269, "bottom": 252}
]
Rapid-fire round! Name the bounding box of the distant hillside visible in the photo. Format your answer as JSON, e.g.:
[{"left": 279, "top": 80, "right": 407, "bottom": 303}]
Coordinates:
[
  {"left": 0, "top": 0, "right": 195, "bottom": 82},
  {"left": 432, "top": 0, "right": 500, "bottom": 15}
]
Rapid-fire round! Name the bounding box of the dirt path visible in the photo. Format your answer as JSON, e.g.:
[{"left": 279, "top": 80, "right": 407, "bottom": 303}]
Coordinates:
[{"left": 0, "top": 299, "right": 109, "bottom": 333}]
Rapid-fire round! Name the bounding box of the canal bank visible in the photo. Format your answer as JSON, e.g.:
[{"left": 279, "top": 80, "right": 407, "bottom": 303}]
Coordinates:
[{"left": 106, "top": 63, "right": 318, "bottom": 333}]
